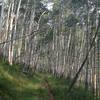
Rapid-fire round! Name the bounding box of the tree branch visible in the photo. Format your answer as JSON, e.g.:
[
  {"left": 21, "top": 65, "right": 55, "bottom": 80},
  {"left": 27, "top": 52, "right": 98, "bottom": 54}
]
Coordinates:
[{"left": 0, "top": 29, "right": 40, "bottom": 45}]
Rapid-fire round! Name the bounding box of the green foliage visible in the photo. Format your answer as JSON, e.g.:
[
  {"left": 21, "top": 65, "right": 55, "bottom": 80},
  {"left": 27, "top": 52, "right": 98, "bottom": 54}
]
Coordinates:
[
  {"left": 40, "top": 13, "right": 49, "bottom": 25},
  {"left": 92, "top": 0, "right": 100, "bottom": 7},
  {"left": 52, "top": 3, "right": 60, "bottom": 16},
  {"left": 65, "top": 14, "right": 78, "bottom": 27},
  {"left": 21, "top": 0, "right": 37, "bottom": 5},
  {"left": 70, "top": 0, "right": 87, "bottom": 8},
  {"left": 44, "top": 28, "right": 53, "bottom": 44},
  {"left": 37, "top": 28, "right": 53, "bottom": 49},
  {"left": 21, "top": 0, "right": 48, "bottom": 23}
]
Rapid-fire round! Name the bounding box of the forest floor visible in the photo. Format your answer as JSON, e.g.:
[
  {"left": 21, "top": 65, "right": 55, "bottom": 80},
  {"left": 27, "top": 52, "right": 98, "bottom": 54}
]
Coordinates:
[{"left": 0, "top": 60, "right": 98, "bottom": 100}]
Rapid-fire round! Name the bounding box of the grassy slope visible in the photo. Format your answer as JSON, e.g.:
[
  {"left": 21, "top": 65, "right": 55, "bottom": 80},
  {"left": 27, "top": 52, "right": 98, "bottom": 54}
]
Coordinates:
[{"left": 0, "top": 61, "right": 99, "bottom": 100}]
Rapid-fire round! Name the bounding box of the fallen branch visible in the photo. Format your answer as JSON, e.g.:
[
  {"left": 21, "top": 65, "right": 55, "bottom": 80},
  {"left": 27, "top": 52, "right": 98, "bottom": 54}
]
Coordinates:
[{"left": 43, "top": 78, "right": 55, "bottom": 100}]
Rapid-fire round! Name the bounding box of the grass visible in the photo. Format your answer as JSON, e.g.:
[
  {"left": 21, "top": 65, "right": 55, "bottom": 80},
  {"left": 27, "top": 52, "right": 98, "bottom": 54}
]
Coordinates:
[{"left": 0, "top": 60, "right": 99, "bottom": 100}]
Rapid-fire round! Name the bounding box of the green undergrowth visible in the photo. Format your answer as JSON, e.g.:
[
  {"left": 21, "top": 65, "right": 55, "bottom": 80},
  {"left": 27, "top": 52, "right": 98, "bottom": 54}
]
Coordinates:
[{"left": 0, "top": 60, "right": 99, "bottom": 100}]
